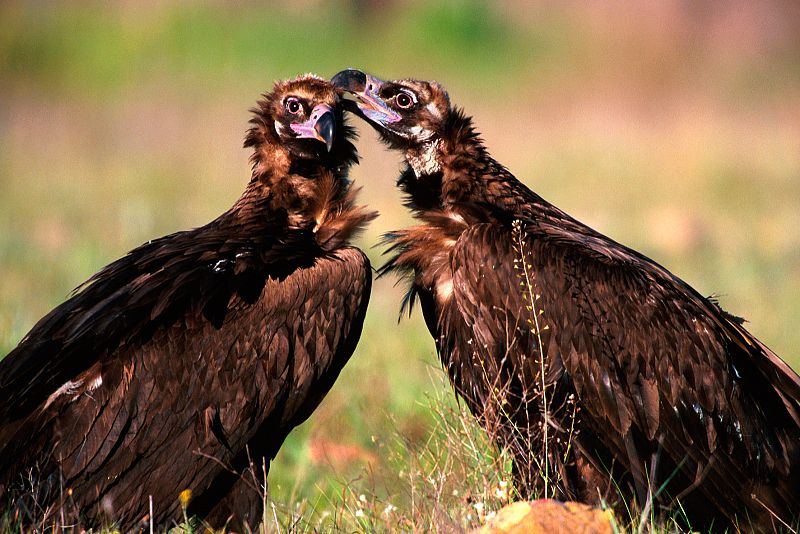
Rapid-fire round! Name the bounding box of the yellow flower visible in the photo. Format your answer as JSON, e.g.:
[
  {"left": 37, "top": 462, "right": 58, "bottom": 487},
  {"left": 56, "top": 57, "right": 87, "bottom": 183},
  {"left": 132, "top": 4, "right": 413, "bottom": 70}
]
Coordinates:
[{"left": 179, "top": 489, "right": 193, "bottom": 508}]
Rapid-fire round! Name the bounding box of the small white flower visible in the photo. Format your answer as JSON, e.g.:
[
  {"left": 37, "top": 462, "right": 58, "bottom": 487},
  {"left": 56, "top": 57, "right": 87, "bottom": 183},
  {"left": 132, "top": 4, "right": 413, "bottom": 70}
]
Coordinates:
[
  {"left": 473, "top": 502, "right": 484, "bottom": 513},
  {"left": 499, "top": 480, "right": 508, "bottom": 488},
  {"left": 355, "top": 509, "right": 365, "bottom": 518},
  {"left": 383, "top": 504, "right": 397, "bottom": 515},
  {"left": 358, "top": 494, "right": 367, "bottom": 503},
  {"left": 452, "top": 489, "right": 459, "bottom": 496}
]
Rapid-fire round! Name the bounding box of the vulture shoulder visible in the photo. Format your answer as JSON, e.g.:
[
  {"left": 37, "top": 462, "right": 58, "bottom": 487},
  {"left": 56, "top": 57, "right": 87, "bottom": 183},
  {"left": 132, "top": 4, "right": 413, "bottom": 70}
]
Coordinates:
[{"left": 0, "top": 210, "right": 307, "bottom": 422}]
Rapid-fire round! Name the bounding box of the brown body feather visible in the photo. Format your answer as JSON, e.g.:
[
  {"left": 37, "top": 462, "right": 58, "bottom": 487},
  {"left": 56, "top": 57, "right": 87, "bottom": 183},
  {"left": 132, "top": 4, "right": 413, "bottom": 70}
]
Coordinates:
[
  {"left": 0, "top": 75, "right": 376, "bottom": 530},
  {"left": 337, "top": 71, "right": 800, "bottom": 531}
]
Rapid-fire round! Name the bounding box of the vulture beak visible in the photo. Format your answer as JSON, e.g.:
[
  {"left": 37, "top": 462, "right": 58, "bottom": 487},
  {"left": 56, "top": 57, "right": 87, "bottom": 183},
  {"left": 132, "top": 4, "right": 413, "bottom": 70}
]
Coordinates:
[
  {"left": 290, "top": 103, "right": 336, "bottom": 152},
  {"left": 331, "top": 69, "right": 401, "bottom": 125}
]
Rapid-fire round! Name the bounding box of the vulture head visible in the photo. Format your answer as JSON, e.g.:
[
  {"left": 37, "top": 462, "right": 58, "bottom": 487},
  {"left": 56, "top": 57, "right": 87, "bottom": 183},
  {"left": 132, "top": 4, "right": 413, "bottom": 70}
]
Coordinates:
[
  {"left": 332, "top": 69, "right": 451, "bottom": 168},
  {"left": 245, "top": 74, "right": 357, "bottom": 174}
]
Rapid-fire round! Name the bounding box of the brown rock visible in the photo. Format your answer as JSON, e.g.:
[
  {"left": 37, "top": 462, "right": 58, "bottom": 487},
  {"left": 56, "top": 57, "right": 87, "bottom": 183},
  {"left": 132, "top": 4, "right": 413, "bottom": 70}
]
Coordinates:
[{"left": 474, "top": 500, "right": 614, "bottom": 534}]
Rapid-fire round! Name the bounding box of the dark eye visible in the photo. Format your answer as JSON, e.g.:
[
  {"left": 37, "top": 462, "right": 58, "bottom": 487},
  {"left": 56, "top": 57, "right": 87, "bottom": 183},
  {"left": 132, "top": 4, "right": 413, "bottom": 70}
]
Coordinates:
[
  {"left": 396, "top": 90, "right": 415, "bottom": 109},
  {"left": 284, "top": 97, "right": 302, "bottom": 114}
]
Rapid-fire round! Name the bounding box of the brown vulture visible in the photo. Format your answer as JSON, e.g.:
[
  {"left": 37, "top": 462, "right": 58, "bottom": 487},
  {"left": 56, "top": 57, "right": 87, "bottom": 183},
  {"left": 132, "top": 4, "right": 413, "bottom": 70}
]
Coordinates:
[
  {"left": 333, "top": 69, "right": 800, "bottom": 531},
  {"left": 0, "top": 75, "right": 376, "bottom": 531}
]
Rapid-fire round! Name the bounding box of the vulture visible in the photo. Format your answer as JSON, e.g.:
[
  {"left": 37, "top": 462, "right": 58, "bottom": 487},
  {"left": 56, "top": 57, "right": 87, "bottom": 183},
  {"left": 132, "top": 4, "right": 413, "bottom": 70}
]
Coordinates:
[
  {"left": 0, "top": 75, "right": 376, "bottom": 531},
  {"left": 333, "top": 69, "right": 800, "bottom": 531}
]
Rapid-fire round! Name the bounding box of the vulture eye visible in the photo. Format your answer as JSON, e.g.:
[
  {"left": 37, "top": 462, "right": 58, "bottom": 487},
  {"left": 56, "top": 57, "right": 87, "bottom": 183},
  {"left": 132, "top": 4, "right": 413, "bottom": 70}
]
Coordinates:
[
  {"left": 395, "top": 90, "right": 416, "bottom": 109},
  {"left": 284, "top": 97, "right": 302, "bottom": 115}
]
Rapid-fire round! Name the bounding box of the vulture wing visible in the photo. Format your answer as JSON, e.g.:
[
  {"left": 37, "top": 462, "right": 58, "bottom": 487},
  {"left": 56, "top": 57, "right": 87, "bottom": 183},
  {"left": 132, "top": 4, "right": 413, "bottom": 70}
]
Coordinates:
[
  {"left": 445, "top": 222, "right": 800, "bottom": 526},
  {"left": 0, "top": 212, "right": 303, "bottom": 420},
  {"left": 0, "top": 216, "right": 371, "bottom": 527}
]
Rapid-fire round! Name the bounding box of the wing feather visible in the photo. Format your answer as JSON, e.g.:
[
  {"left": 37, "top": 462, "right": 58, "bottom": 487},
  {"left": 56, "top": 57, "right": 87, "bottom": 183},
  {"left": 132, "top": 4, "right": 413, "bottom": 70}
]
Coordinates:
[
  {"left": 445, "top": 222, "right": 799, "bottom": 523},
  {"left": 0, "top": 218, "right": 369, "bottom": 528}
]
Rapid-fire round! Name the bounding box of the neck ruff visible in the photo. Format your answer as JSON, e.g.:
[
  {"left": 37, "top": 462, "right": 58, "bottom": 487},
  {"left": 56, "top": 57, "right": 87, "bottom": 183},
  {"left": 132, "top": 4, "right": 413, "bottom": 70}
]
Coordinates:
[{"left": 406, "top": 139, "right": 442, "bottom": 177}]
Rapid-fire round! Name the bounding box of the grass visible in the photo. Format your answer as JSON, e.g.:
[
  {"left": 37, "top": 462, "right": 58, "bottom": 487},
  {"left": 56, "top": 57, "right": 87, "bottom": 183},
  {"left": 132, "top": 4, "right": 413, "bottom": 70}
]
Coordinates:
[
  {"left": 263, "top": 373, "right": 516, "bottom": 533},
  {"left": 1, "top": 1, "right": 799, "bottom": 532}
]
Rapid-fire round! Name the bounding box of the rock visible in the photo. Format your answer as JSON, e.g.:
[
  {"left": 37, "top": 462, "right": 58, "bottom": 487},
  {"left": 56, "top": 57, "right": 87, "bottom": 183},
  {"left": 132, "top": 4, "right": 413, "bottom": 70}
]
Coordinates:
[{"left": 474, "top": 499, "right": 614, "bottom": 534}]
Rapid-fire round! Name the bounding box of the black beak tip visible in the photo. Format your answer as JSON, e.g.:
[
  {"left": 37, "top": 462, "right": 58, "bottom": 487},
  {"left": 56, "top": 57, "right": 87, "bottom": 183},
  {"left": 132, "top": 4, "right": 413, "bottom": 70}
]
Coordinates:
[
  {"left": 331, "top": 69, "right": 367, "bottom": 93},
  {"left": 315, "top": 111, "right": 336, "bottom": 152}
]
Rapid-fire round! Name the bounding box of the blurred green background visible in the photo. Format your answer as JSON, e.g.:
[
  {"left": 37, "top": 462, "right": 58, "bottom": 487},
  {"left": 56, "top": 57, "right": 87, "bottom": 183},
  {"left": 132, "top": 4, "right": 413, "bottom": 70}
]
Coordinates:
[{"left": 1, "top": 0, "right": 799, "bottom": 526}]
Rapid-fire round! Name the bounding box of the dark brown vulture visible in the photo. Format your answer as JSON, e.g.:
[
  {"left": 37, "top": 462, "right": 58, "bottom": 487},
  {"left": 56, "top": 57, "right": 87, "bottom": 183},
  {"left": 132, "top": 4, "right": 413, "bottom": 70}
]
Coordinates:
[
  {"left": 333, "top": 69, "right": 800, "bottom": 531},
  {"left": 0, "top": 75, "right": 376, "bottom": 531}
]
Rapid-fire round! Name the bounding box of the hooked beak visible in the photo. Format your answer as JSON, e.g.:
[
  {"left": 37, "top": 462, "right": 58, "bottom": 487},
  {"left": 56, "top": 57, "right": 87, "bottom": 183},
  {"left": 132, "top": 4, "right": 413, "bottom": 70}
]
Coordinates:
[
  {"left": 290, "top": 103, "right": 335, "bottom": 152},
  {"left": 331, "top": 69, "right": 401, "bottom": 125}
]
